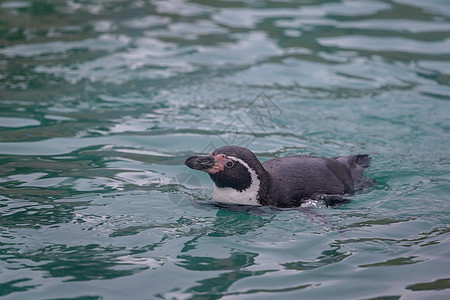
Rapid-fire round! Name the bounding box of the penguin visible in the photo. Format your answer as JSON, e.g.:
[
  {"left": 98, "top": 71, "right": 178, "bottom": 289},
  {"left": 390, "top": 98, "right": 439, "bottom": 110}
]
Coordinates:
[{"left": 184, "top": 145, "right": 373, "bottom": 207}]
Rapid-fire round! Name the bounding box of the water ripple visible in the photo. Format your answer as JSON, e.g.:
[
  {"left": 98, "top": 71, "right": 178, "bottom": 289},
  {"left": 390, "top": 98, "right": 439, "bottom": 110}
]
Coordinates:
[{"left": 1, "top": 0, "right": 450, "bottom": 299}]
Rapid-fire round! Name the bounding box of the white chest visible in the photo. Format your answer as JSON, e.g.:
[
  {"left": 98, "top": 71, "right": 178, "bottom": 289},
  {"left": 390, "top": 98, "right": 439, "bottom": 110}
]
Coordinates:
[{"left": 211, "top": 185, "right": 261, "bottom": 205}]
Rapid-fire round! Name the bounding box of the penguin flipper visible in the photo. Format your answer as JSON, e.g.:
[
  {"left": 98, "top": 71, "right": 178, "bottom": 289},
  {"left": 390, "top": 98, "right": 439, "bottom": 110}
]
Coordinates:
[{"left": 315, "top": 194, "right": 352, "bottom": 207}]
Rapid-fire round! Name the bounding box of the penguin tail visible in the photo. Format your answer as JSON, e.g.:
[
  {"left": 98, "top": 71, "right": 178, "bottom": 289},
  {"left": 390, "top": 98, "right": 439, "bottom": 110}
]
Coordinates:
[
  {"left": 355, "top": 154, "right": 371, "bottom": 168},
  {"left": 353, "top": 154, "right": 374, "bottom": 190},
  {"left": 336, "top": 154, "right": 374, "bottom": 191}
]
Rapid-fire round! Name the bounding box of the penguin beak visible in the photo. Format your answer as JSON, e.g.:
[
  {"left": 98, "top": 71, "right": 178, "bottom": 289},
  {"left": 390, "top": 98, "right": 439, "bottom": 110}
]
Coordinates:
[{"left": 185, "top": 154, "right": 226, "bottom": 174}]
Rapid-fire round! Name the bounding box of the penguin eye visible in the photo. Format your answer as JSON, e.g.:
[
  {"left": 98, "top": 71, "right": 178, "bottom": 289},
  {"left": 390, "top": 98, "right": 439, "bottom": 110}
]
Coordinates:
[{"left": 225, "top": 160, "right": 234, "bottom": 168}]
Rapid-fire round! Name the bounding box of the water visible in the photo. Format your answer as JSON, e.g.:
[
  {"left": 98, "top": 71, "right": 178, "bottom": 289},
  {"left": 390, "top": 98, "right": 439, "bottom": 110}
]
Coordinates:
[{"left": 0, "top": 0, "right": 449, "bottom": 299}]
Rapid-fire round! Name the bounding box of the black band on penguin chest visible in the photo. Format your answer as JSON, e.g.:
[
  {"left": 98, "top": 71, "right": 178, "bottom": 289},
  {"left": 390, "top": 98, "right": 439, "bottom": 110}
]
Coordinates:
[{"left": 208, "top": 167, "right": 253, "bottom": 192}]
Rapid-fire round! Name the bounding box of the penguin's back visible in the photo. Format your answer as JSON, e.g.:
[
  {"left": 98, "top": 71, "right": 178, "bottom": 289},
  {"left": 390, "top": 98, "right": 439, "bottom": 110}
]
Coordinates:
[{"left": 262, "top": 155, "right": 370, "bottom": 207}]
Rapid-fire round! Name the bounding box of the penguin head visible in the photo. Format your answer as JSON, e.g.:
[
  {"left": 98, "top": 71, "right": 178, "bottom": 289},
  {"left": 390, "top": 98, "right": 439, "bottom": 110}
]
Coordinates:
[{"left": 185, "top": 146, "right": 263, "bottom": 192}]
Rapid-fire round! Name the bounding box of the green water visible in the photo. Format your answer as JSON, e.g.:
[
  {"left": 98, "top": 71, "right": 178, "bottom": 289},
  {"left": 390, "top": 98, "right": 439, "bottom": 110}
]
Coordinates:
[{"left": 1, "top": 0, "right": 449, "bottom": 299}]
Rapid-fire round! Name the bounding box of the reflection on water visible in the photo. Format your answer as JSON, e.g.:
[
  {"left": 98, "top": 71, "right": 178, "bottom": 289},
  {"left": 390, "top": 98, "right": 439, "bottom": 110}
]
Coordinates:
[
  {"left": 1, "top": 0, "right": 450, "bottom": 299},
  {"left": 283, "top": 245, "right": 352, "bottom": 271}
]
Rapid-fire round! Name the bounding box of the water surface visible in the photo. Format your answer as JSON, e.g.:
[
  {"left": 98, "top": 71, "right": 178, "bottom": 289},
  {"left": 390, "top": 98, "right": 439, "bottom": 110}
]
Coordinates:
[{"left": 1, "top": 0, "right": 449, "bottom": 299}]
